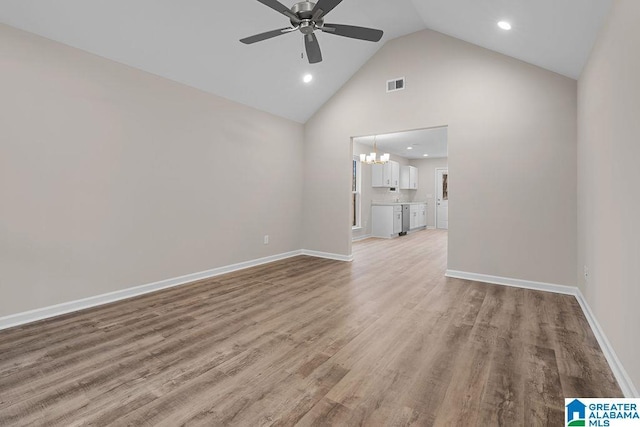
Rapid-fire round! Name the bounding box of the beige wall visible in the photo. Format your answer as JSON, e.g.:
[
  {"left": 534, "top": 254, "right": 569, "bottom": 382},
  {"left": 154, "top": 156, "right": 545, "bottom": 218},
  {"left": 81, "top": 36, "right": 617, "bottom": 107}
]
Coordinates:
[
  {"left": 408, "top": 157, "right": 449, "bottom": 228},
  {"left": 577, "top": 0, "right": 640, "bottom": 391},
  {"left": 303, "top": 28, "right": 577, "bottom": 286},
  {"left": 0, "top": 24, "right": 304, "bottom": 317}
]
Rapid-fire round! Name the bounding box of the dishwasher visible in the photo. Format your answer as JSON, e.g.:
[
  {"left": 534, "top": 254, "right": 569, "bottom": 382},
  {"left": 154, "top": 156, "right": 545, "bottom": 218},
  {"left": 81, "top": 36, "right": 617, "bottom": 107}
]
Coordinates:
[{"left": 400, "top": 204, "right": 411, "bottom": 236}]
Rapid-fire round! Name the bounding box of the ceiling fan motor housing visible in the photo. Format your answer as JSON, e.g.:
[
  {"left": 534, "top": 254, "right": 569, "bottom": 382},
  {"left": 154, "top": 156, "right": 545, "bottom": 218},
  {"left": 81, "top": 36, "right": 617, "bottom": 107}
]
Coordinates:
[{"left": 291, "top": 1, "right": 323, "bottom": 32}]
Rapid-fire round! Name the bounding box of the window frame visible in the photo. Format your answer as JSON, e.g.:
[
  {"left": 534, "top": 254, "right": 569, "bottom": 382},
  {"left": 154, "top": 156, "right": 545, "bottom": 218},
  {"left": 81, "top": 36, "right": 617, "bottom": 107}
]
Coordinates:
[{"left": 352, "top": 157, "right": 362, "bottom": 229}]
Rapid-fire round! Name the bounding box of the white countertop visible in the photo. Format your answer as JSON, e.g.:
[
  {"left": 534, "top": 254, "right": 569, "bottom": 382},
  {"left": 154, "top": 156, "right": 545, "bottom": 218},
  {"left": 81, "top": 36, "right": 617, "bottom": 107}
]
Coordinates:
[{"left": 372, "top": 201, "right": 427, "bottom": 206}]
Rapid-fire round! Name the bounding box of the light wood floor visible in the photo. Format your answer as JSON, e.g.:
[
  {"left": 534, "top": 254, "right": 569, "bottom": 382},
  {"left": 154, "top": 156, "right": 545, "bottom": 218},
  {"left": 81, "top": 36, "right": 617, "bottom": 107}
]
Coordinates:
[{"left": 0, "top": 230, "right": 621, "bottom": 426}]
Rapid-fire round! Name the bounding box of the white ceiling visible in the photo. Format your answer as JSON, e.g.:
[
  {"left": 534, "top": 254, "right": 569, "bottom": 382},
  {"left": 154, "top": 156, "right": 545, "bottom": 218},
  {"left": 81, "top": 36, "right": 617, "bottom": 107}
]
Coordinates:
[
  {"left": 0, "top": 0, "right": 611, "bottom": 123},
  {"left": 410, "top": 0, "right": 612, "bottom": 79},
  {"left": 354, "top": 126, "right": 448, "bottom": 159}
]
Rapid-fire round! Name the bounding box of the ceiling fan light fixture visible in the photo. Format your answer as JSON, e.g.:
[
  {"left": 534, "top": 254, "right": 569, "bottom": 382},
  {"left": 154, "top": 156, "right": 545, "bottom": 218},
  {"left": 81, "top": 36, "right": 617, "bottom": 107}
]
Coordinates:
[
  {"left": 303, "top": 74, "right": 313, "bottom": 83},
  {"left": 498, "top": 21, "right": 512, "bottom": 30}
]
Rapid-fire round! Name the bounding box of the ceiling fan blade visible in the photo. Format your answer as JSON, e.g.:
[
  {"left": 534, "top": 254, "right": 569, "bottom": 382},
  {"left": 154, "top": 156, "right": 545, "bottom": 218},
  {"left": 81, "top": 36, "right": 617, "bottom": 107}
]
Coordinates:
[
  {"left": 321, "top": 24, "right": 383, "bottom": 42},
  {"left": 256, "top": 0, "right": 300, "bottom": 23},
  {"left": 304, "top": 33, "right": 323, "bottom": 64},
  {"left": 240, "top": 27, "right": 294, "bottom": 44},
  {"left": 310, "top": 0, "right": 343, "bottom": 20}
]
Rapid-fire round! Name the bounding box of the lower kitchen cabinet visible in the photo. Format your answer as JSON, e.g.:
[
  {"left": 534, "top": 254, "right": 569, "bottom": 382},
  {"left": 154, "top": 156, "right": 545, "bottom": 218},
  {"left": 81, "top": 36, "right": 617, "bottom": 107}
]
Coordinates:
[
  {"left": 409, "top": 204, "right": 427, "bottom": 229},
  {"left": 372, "top": 203, "right": 427, "bottom": 238},
  {"left": 410, "top": 205, "right": 417, "bottom": 229},
  {"left": 393, "top": 207, "right": 402, "bottom": 234},
  {"left": 371, "top": 205, "right": 402, "bottom": 238},
  {"left": 419, "top": 203, "right": 426, "bottom": 228}
]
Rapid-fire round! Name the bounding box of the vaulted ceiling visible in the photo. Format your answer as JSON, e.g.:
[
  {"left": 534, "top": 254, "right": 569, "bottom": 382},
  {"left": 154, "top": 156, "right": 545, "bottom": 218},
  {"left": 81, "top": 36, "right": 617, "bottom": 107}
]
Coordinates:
[{"left": 0, "top": 0, "right": 611, "bottom": 123}]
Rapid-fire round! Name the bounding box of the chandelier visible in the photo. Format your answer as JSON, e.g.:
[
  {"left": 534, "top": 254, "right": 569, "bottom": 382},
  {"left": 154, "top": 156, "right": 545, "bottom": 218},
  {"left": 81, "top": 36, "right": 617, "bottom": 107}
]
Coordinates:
[{"left": 360, "top": 135, "right": 390, "bottom": 164}]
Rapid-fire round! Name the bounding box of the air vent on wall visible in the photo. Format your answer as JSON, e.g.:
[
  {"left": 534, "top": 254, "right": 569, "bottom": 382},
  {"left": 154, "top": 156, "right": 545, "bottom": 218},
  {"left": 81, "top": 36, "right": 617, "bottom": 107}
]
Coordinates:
[{"left": 386, "top": 77, "right": 405, "bottom": 92}]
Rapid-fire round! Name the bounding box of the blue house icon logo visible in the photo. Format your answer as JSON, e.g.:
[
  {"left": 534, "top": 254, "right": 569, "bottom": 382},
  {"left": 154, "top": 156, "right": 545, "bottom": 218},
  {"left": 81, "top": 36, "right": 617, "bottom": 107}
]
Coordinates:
[{"left": 566, "top": 399, "right": 587, "bottom": 426}]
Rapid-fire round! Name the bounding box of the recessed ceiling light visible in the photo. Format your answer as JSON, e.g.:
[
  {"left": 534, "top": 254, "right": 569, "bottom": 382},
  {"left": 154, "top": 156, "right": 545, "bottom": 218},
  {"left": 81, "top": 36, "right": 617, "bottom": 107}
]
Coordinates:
[
  {"left": 407, "top": 147, "right": 413, "bottom": 150},
  {"left": 423, "top": 154, "right": 429, "bottom": 157},
  {"left": 498, "top": 21, "right": 512, "bottom": 30},
  {"left": 303, "top": 74, "right": 313, "bottom": 83}
]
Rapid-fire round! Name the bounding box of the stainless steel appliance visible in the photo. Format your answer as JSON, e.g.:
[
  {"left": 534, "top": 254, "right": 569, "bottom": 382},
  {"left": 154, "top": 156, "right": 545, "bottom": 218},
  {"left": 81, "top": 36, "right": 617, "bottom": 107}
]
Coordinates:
[{"left": 400, "top": 204, "right": 410, "bottom": 235}]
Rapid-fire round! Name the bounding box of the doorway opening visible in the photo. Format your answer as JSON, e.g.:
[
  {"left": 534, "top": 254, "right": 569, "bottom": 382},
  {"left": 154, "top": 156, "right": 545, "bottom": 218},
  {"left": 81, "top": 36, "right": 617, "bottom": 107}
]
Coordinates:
[{"left": 350, "top": 125, "right": 448, "bottom": 243}]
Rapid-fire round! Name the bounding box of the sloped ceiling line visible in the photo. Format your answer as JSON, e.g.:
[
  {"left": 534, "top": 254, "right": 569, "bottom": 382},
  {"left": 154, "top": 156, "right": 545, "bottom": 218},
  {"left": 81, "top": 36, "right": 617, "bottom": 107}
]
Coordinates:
[{"left": 0, "top": 0, "right": 611, "bottom": 122}]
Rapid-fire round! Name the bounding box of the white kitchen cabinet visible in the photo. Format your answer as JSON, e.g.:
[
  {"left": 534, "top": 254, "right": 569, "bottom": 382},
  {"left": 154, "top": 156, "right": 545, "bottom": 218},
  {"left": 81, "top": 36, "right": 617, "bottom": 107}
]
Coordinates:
[
  {"left": 371, "top": 205, "right": 402, "bottom": 238},
  {"left": 419, "top": 203, "right": 426, "bottom": 228},
  {"left": 409, "top": 203, "right": 427, "bottom": 230},
  {"left": 372, "top": 203, "right": 427, "bottom": 237},
  {"left": 409, "top": 204, "right": 418, "bottom": 229},
  {"left": 391, "top": 162, "right": 399, "bottom": 188},
  {"left": 393, "top": 207, "right": 402, "bottom": 234},
  {"left": 372, "top": 161, "right": 400, "bottom": 188},
  {"left": 400, "top": 166, "right": 418, "bottom": 190}
]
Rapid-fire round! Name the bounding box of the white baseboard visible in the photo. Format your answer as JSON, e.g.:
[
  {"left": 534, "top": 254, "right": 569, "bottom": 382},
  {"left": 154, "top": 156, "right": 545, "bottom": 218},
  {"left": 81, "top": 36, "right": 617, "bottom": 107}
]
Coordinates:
[
  {"left": 574, "top": 289, "right": 639, "bottom": 398},
  {"left": 352, "top": 234, "right": 372, "bottom": 242},
  {"left": 3, "top": 257, "right": 633, "bottom": 396},
  {"left": 301, "top": 249, "right": 354, "bottom": 262},
  {"left": 445, "top": 269, "right": 638, "bottom": 398},
  {"left": 0, "top": 249, "right": 355, "bottom": 331},
  {"left": 0, "top": 250, "right": 305, "bottom": 331},
  {"left": 407, "top": 227, "right": 429, "bottom": 234},
  {"left": 427, "top": 226, "right": 436, "bottom": 230},
  {"left": 445, "top": 269, "right": 576, "bottom": 295}
]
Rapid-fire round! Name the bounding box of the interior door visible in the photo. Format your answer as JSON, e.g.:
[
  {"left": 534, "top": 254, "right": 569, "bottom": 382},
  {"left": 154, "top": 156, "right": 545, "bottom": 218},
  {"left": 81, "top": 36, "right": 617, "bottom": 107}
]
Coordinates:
[{"left": 436, "top": 168, "right": 448, "bottom": 230}]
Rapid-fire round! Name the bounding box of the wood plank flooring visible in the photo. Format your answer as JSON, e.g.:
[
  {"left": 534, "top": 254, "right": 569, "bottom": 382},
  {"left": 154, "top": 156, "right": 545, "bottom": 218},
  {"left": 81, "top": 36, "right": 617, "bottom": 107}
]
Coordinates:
[{"left": 0, "top": 230, "right": 622, "bottom": 426}]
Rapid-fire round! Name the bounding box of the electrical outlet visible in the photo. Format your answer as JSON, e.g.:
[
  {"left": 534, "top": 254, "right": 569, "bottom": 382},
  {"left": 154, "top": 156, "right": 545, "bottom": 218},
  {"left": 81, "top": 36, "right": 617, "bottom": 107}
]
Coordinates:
[
  {"left": 264, "top": 235, "right": 269, "bottom": 245},
  {"left": 584, "top": 265, "right": 589, "bottom": 281}
]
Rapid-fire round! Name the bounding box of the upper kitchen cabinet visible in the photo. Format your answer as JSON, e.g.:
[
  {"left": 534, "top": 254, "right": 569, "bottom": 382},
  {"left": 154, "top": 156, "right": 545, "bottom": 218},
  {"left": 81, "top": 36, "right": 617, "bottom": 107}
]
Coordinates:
[
  {"left": 372, "top": 161, "right": 400, "bottom": 188},
  {"left": 400, "top": 166, "right": 418, "bottom": 190}
]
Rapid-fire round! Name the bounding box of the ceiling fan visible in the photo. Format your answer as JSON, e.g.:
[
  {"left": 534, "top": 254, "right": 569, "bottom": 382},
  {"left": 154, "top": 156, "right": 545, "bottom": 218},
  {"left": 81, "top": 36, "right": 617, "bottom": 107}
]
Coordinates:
[{"left": 240, "top": 0, "right": 384, "bottom": 64}]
